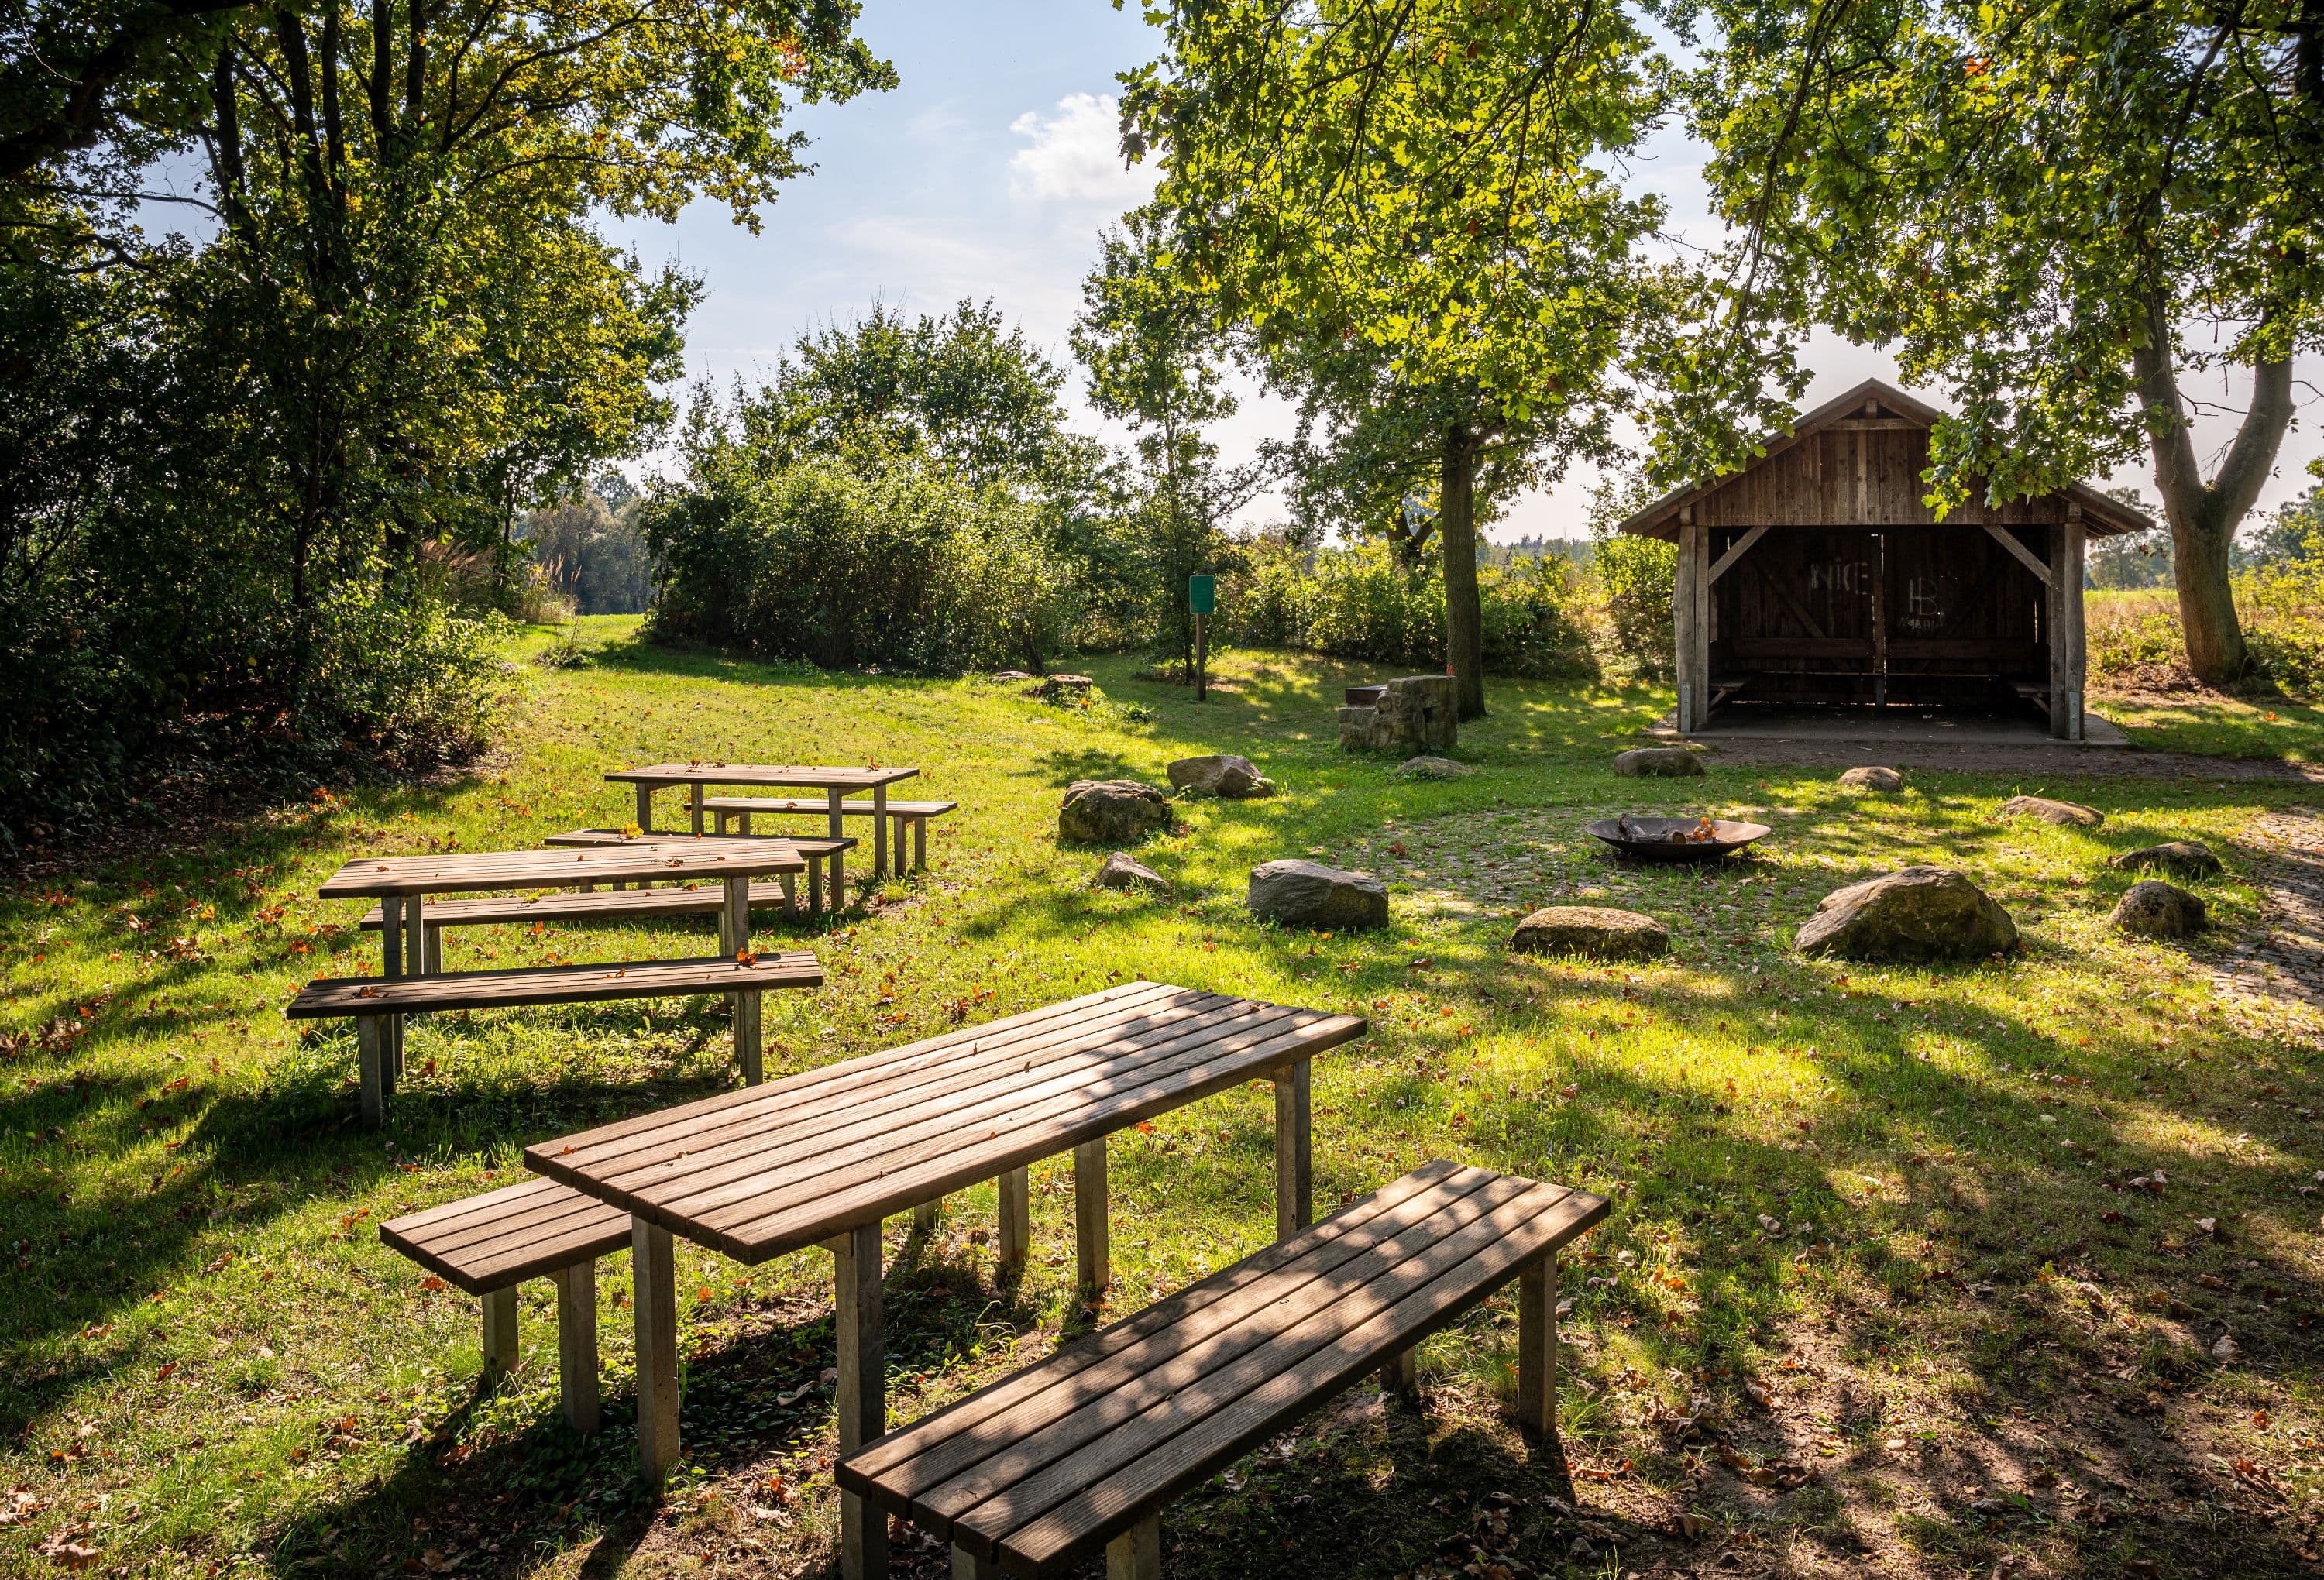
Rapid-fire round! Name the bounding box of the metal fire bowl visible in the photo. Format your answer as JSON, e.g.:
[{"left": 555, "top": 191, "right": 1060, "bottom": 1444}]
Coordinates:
[
  {"left": 1584, "top": 816, "right": 1772, "bottom": 863},
  {"left": 1345, "top": 685, "right": 1387, "bottom": 706}
]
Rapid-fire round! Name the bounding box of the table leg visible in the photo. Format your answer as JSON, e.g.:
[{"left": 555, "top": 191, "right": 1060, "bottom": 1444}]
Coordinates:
[
  {"left": 1106, "top": 1513, "right": 1163, "bottom": 1579},
  {"left": 356, "top": 1016, "right": 386, "bottom": 1128},
  {"left": 403, "top": 895, "right": 427, "bottom": 1075},
  {"left": 552, "top": 1262, "right": 600, "bottom": 1433},
  {"left": 734, "top": 989, "right": 762, "bottom": 1085},
  {"left": 830, "top": 1221, "right": 887, "bottom": 1580},
  {"left": 380, "top": 896, "right": 404, "bottom": 1078},
  {"left": 1074, "top": 1138, "right": 1109, "bottom": 1294},
  {"left": 1516, "top": 1254, "right": 1558, "bottom": 1441},
  {"left": 779, "top": 873, "right": 796, "bottom": 922},
  {"left": 871, "top": 785, "right": 889, "bottom": 880},
  {"left": 724, "top": 875, "right": 749, "bottom": 959},
  {"left": 1274, "top": 1056, "right": 1312, "bottom": 1240},
  {"left": 914, "top": 816, "right": 927, "bottom": 871},
  {"left": 997, "top": 1166, "right": 1030, "bottom": 1268},
  {"left": 632, "top": 1217, "right": 680, "bottom": 1486},
  {"left": 634, "top": 783, "right": 654, "bottom": 835},
  {"left": 825, "top": 785, "right": 844, "bottom": 842},
  {"left": 481, "top": 1286, "right": 519, "bottom": 1381},
  {"left": 424, "top": 922, "right": 442, "bottom": 976},
  {"left": 689, "top": 783, "right": 703, "bottom": 835}
]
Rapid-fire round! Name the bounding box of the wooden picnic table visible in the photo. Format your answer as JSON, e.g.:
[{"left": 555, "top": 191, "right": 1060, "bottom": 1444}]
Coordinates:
[
  {"left": 606, "top": 762, "right": 920, "bottom": 881},
  {"left": 523, "top": 980, "right": 1367, "bottom": 1580},
  {"left": 319, "top": 840, "right": 809, "bottom": 1070}
]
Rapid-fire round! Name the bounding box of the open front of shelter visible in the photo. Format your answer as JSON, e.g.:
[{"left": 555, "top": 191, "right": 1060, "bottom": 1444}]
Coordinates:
[{"left": 1620, "top": 378, "right": 2153, "bottom": 741}]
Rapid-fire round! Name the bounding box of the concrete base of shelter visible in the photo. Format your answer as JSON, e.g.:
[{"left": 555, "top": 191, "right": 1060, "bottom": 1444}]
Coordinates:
[{"left": 1652, "top": 702, "right": 2129, "bottom": 748}]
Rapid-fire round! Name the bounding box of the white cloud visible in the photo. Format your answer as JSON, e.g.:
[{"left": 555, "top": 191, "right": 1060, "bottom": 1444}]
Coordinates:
[{"left": 1007, "top": 92, "right": 1153, "bottom": 206}]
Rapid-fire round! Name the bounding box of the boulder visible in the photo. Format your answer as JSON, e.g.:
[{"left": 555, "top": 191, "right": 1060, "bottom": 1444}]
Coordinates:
[
  {"left": 1511, "top": 906, "right": 1669, "bottom": 962},
  {"left": 2112, "top": 880, "right": 2206, "bottom": 939},
  {"left": 1092, "top": 851, "right": 1171, "bottom": 894},
  {"left": 1339, "top": 674, "right": 1458, "bottom": 754},
  {"left": 1167, "top": 753, "right": 1274, "bottom": 799},
  {"left": 1795, "top": 867, "right": 2020, "bottom": 962},
  {"left": 1614, "top": 747, "right": 1705, "bottom": 778},
  {"left": 2001, "top": 794, "right": 2104, "bottom": 828},
  {"left": 1246, "top": 859, "right": 1390, "bottom": 930},
  {"left": 2110, "top": 840, "right": 2223, "bottom": 879},
  {"left": 1025, "top": 673, "right": 1095, "bottom": 702},
  {"left": 1058, "top": 780, "right": 1171, "bottom": 846},
  {"left": 1838, "top": 765, "right": 1903, "bottom": 792},
  {"left": 1391, "top": 755, "right": 1474, "bottom": 780}
]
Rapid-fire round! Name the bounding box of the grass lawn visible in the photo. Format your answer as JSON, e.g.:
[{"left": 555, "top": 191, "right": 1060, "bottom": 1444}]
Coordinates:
[{"left": 5, "top": 616, "right": 2320, "bottom": 1579}]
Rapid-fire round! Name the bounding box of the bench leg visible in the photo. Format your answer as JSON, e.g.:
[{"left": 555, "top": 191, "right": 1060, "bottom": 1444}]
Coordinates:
[
  {"left": 871, "top": 785, "right": 889, "bottom": 880},
  {"left": 915, "top": 816, "right": 927, "bottom": 871},
  {"left": 1274, "top": 1056, "right": 1312, "bottom": 1240},
  {"left": 1379, "top": 1346, "right": 1418, "bottom": 1402},
  {"left": 779, "top": 872, "right": 796, "bottom": 922},
  {"left": 357, "top": 1017, "right": 386, "bottom": 1128},
  {"left": 1105, "top": 1512, "right": 1162, "bottom": 1579},
  {"left": 913, "top": 1198, "right": 940, "bottom": 1233},
  {"left": 734, "top": 988, "right": 762, "bottom": 1086},
  {"left": 689, "top": 785, "right": 703, "bottom": 835},
  {"left": 807, "top": 855, "right": 824, "bottom": 919},
  {"left": 632, "top": 1218, "right": 680, "bottom": 1488},
  {"left": 830, "top": 1221, "right": 887, "bottom": 1580},
  {"left": 552, "top": 1262, "right": 600, "bottom": 1433},
  {"left": 380, "top": 898, "right": 404, "bottom": 1077},
  {"left": 634, "top": 783, "right": 653, "bottom": 836},
  {"left": 831, "top": 845, "right": 844, "bottom": 909},
  {"left": 1074, "top": 1138, "right": 1109, "bottom": 1294},
  {"left": 481, "top": 1286, "right": 519, "bottom": 1382},
  {"left": 953, "top": 1544, "right": 1000, "bottom": 1578},
  {"left": 424, "top": 922, "right": 442, "bottom": 977},
  {"left": 1517, "top": 1253, "right": 1558, "bottom": 1442},
  {"left": 997, "top": 1166, "right": 1030, "bottom": 1269}
]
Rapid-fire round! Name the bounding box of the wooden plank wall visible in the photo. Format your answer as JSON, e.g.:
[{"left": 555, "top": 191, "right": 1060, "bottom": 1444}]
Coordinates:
[{"left": 1690, "top": 423, "right": 2078, "bottom": 532}]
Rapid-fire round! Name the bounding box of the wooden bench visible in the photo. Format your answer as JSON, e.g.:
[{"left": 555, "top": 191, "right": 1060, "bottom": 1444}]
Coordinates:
[
  {"left": 544, "top": 830, "right": 853, "bottom": 915},
  {"left": 380, "top": 1178, "right": 632, "bottom": 1431},
  {"left": 700, "top": 796, "right": 957, "bottom": 878},
  {"left": 286, "top": 953, "right": 822, "bottom": 1125},
  {"left": 839, "top": 1161, "right": 1607, "bottom": 1579}
]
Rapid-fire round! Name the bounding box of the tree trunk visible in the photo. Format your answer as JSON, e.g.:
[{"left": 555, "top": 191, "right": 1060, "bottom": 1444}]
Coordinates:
[
  {"left": 2132, "top": 294, "right": 2291, "bottom": 685},
  {"left": 1440, "top": 423, "right": 1484, "bottom": 720}
]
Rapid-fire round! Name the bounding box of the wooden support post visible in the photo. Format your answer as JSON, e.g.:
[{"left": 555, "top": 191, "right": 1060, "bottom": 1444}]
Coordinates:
[
  {"left": 1194, "top": 607, "right": 1209, "bottom": 702},
  {"left": 1692, "top": 520, "right": 1712, "bottom": 724},
  {"left": 830, "top": 845, "right": 844, "bottom": 909},
  {"left": 357, "top": 1016, "right": 386, "bottom": 1128},
  {"left": 634, "top": 783, "right": 654, "bottom": 835},
  {"left": 871, "top": 784, "right": 889, "bottom": 882},
  {"left": 913, "top": 1199, "right": 940, "bottom": 1233},
  {"left": 1273, "top": 1058, "right": 1312, "bottom": 1240},
  {"left": 807, "top": 856, "right": 823, "bottom": 919},
  {"left": 734, "top": 990, "right": 762, "bottom": 1086},
  {"left": 380, "top": 895, "right": 404, "bottom": 1077},
  {"left": 1673, "top": 519, "right": 1700, "bottom": 733},
  {"left": 424, "top": 923, "right": 442, "bottom": 977},
  {"left": 723, "top": 876, "right": 749, "bottom": 959},
  {"left": 1074, "top": 1139, "right": 1109, "bottom": 1294},
  {"left": 825, "top": 785, "right": 845, "bottom": 841},
  {"left": 738, "top": 810, "right": 752, "bottom": 836},
  {"left": 1379, "top": 1345, "right": 1418, "bottom": 1401},
  {"left": 830, "top": 1221, "right": 887, "bottom": 1580},
  {"left": 631, "top": 1217, "right": 680, "bottom": 1488},
  {"left": 1105, "top": 1512, "right": 1163, "bottom": 1580},
  {"left": 689, "top": 784, "right": 703, "bottom": 835},
  {"left": 954, "top": 1544, "right": 1001, "bottom": 1579},
  {"left": 1516, "top": 1253, "right": 1559, "bottom": 1441},
  {"left": 914, "top": 816, "right": 927, "bottom": 871},
  {"left": 552, "top": 1262, "right": 600, "bottom": 1433},
  {"left": 2063, "top": 512, "right": 2087, "bottom": 741},
  {"left": 996, "top": 1166, "right": 1030, "bottom": 1268},
  {"left": 2047, "top": 523, "right": 2072, "bottom": 740},
  {"left": 481, "top": 1285, "right": 519, "bottom": 1382},
  {"left": 779, "top": 872, "right": 796, "bottom": 922}
]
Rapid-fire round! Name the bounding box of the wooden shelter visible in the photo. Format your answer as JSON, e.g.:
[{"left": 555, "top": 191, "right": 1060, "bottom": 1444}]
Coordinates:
[{"left": 1618, "top": 379, "right": 2150, "bottom": 741}]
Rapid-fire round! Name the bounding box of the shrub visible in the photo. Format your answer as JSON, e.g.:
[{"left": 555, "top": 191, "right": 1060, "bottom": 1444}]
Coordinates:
[
  {"left": 307, "top": 586, "right": 516, "bottom": 764},
  {"left": 646, "top": 457, "right": 1084, "bottom": 674},
  {"left": 1592, "top": 529, "right": 1676, "bottom": 678}
]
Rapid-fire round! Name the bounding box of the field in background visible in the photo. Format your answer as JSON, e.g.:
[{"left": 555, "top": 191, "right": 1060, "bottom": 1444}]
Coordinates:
[{"left": 2, "top": 618, "right": 2319, "bottom": 1579}]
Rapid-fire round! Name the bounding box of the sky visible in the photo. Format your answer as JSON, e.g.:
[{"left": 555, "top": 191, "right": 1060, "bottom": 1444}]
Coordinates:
[{"left": 596, "top": 0, "right": 2319, "bottom": 541}]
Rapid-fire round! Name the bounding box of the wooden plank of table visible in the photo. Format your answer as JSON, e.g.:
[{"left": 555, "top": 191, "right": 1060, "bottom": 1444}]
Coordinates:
[
  {"left": 600, "top": 999, "right": 1310, "bottom": 1224},
  {"left": 528, "top": 983, "right": 1194, "bottom": 1177},
  {"left": 607, "top": 763, "right": 920, "bottom": 791},
  {"left": 318, "top": 840, "right": 806, "bottom": 898},
  {"left": 689, "top": 1012, "right": 1363, "bottom": 1262},
  {"left": 916, "top": 1173, "right": 1535, "bottom": 1532},
  {"left": 972, "top": 1185, "right": 1606, "bottom": 1569},
  {"left": 569, "top": 994, "right": 1274, "bottom": 1203},
  {"left": 843, "top": 1163, "right": 1489, "bottom": 1503}
]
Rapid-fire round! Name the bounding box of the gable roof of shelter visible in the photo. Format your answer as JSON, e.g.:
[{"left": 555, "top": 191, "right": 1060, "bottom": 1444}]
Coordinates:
[{"left": 1614, "top": 376, "right": 2153, "bottom": 540}]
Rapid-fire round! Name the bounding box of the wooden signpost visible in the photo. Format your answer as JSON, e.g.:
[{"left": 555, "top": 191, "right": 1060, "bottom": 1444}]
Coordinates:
[{"left": 1189, "top": 573, "right": 1215, "bottom": 702}]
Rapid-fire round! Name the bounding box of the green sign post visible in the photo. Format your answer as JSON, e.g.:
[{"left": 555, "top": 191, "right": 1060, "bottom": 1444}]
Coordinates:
[{"left": 1189, "top": 574, "right": 1215, "bottom": 701}]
